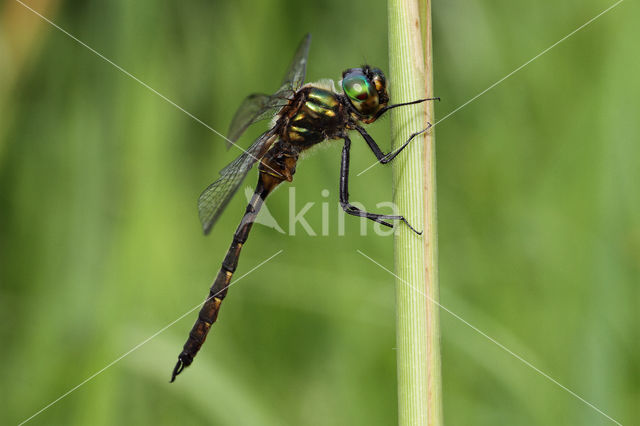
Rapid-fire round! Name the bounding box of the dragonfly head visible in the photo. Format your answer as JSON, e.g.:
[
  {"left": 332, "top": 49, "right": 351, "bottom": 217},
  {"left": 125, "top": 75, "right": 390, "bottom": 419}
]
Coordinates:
[{"left": 341, "top": 66, "right": 389, "bottom": 123}]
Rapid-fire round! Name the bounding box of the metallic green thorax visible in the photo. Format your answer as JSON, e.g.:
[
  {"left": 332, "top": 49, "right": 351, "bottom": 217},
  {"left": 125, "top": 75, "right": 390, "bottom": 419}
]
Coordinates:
[{"left": 285, "top": 87, "right": 345, "bottom": 146}]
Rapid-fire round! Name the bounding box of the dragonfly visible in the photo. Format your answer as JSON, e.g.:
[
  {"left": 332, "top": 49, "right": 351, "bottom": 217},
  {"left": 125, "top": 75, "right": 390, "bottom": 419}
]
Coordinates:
[{"left": 171, "top": 34, "right": 438, "bottom": 382}]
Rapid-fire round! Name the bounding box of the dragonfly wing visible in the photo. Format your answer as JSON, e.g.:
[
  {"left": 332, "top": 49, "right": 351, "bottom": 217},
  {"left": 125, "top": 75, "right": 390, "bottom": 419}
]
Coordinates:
[
  {"left": 224, "top": 34, "right": 311, "bottom": 149},
  {"left": 198, "top": 130, "right": 278, "bottom": 234},
  {"left": 225, "top": 93, "right": 288, "bottom": 148},
  {"left": 279, "top": 33, "right": 311, "bottom": 93}
]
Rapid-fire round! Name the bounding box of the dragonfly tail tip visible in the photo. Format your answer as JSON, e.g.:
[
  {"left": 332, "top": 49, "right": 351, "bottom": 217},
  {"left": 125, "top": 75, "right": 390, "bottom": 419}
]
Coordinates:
[{"left": 170, "top": 359, "right": 185, "bottom": 383}]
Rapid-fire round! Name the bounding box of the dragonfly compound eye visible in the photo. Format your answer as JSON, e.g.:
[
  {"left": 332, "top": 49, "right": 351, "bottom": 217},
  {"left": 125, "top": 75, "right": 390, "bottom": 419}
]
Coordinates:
[
  {"left": 341, "top": 70, "right": 380, "bottom": 117},
  {"left": 370, "top": 67, "right": 389, "bottom": 105}
]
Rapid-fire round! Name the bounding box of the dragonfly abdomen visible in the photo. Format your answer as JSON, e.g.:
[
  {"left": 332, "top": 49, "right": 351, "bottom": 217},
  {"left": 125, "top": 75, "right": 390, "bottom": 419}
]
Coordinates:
[{"left": 171, "top": 185, "right": 271, "bottom": 382}]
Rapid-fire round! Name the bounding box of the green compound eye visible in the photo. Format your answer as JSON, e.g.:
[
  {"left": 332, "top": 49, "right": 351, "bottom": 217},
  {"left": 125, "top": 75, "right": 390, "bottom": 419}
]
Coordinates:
[
  {"left": 342, "top": 73, "right": 375, "bottom": 103},
  {"left": 341, "top": 68, "right": 382, "bottom": 117}
]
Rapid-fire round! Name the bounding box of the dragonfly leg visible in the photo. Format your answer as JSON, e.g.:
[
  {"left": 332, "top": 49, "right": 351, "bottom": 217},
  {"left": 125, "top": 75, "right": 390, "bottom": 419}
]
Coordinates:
[
  {"left": 339, "top": 136, "right": 421, "bottom": 235},
  {"left": 355, "top": 123, "right": 432, "bottom": 165},
  {"left": 370, "top": 97, "right": 440, "bottom": 121}
]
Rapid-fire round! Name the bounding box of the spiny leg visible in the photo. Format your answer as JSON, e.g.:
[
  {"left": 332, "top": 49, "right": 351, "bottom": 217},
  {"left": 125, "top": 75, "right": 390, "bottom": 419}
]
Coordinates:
[
  {"left": 371, "top": 97, "right": 440, "bottom": 121},
  {"left": 358, "top": 95, "right": 438, "bottom": 163},
  {"left": 355, "top": 122, "right": 432, "bottom": 165},
  {"left": 339, "top": 136, "right": 421, "bottom": 235}
]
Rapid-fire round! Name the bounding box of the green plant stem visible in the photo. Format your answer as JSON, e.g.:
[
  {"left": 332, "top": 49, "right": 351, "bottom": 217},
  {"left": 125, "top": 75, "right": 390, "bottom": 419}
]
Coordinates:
[{"left": 388, "top": 0, "right": 443, "bottom": 424}]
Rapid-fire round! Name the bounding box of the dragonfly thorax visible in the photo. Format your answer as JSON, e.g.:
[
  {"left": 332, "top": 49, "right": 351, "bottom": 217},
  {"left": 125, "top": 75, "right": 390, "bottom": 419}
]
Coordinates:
[{"left": 280, "top": 86, "right": 347, "bottom": 147}]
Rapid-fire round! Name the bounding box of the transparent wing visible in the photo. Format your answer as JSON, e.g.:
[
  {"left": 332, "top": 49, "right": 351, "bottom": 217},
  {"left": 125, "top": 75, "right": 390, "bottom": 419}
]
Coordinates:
[
  {"left": 225, "top": 93, "right": 288, "bottom": 148},
  {"left": 198, "top": 131, "right": 277, "bottom": 234},
  {"left": 224, "top": 34, "right": 312, "bottom": 148},
  {"left": 279, "top": 33, "right": 312, "bottom": 92}
]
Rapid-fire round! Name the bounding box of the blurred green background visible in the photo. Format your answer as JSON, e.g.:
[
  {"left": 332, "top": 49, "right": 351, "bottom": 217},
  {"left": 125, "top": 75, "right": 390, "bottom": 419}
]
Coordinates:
[{"left": 1, "top": 0, "right": 638, "bottom": 425}]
